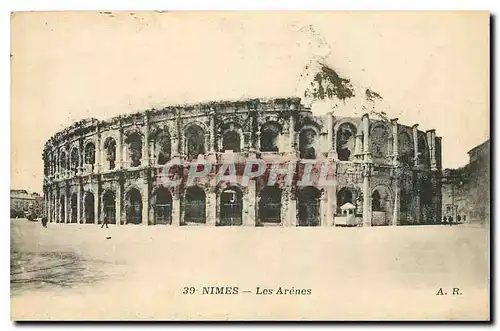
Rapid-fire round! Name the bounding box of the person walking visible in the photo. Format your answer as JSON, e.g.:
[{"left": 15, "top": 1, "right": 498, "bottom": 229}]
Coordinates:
[
  {"left": 457, "top": 215, "right": 462, "bottom": 224},
  {"left": 101, "top": 212, "right": 109, "bottom": 229},
  {"left": 41, "top": 215, "right": 48, "bottom": 228},
  {"left": 443, "top": 215, "right": 447, "bottom": 225},
  {"left": 448, "top": 215, "right": 453, "bottom": 226}
]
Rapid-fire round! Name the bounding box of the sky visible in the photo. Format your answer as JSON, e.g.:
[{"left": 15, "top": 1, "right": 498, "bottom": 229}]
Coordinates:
[{"left": 11, "top": 11, "right": 490, "bottom": 194}]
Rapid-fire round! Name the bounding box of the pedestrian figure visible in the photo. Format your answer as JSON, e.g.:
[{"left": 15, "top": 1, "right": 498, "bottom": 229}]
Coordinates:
[
  {"left": 101, "top": 213, "right": 109, "bottom": 229},
  {"left": 443, "top": 215, "right": 447, "bottom": 225},
  {"left": 457, "top": 215, "right": 462, "bottom": 224},
  {"left": 101, "top": 218, "right": 109, "bottom": 229},
  {"left": 40, "top": 216, "right": 49, "bottom": 228},
  {"left": 448, "top": 215, "right": 453, "bottom": 226}
]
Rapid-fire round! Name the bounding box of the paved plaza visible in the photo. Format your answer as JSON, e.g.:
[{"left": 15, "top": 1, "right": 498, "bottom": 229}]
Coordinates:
[{"left": 11, "top": 219, "right": 489, "bottom": 320}]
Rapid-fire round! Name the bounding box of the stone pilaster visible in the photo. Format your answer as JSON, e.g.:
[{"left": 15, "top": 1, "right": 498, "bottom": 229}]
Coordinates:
[
  {"left": 172, "top": 189, "right": 181, "bottom": 226},
  {"left": 115, "top": 180, "right": 122, "bottom": 225},
  {"left": 117, "top": 125, "right": 124, "bottom": 169},
  {"left": 209, "top": 111, "right": 215, "bottom": 153},
  {"left": 142, "top": 115, "right": 150, "bottom": 167},
  {"left": 280, "top": 185, "right": 296, "bottom": 226},
  {"left": 54, "top": 193, "right": 59, "bottom": 223},
  {"left": 96, "top": 129, "right": 102, "bottom": 173},
  {"left": 320, "top": 188, "right": 329, "bottom": 227},
  {"left": 206, "top": 188, "right": 217, "bottom": 226},
  {"left": 64, "top": 188, "right": 69, "bottom": 223},
  {"left": 414, "top": 172, "right": 421, "bottom": 224},
  {"left": 362, "top": 163, "right": 372, "bottom": 227},
  {"left": 50, "top": 191, "right": 54, "bottom": 222},
  {"left": 354, "top": 133, "right": 363, "bottom": 160},
  {"left": 331, "top": 181, "right": 338, "bottom": 223},
  {"left": 93, "top": 185, "right": 99, "bottom": 224},
  {"left": 412, "top": 124, "right": 419, "bottom": 167},
  {"left": 77, "top": 185, "right": 82, "bottom": 224},
  {"left": 243, "top": 180, "right": 256, "bottom": 226},
  {"left": 391, "top": 168, "right": 400, "bottom": 226},
  {"left": 204, "top": 133, "right": 210, "bottom": 155},
  {"left": 177, "top": 119, "right": 185, "bottom": 158},
  {"left": 79, "top": 139, "right": 84, "bottom": 176},
  {"left": 391, "top": 118, "right": 399, "bottom": 165},
  {"left": 53, "top": 193, "right": 57, "bottom": 222},
  {"left": 428, "top": 129, "right": 437, "bottom": 170},
  {"left": 289, "top": 115, "right": 296, "bottom": 153},
  {"left": 56, "top": 194, "right": 59, "bottom": 223},
  {"left": 289, "top": 187, "right": 297, "bottom": 227},
  {"left": 362, "top": 114, "right": 371, "bottom": 162},
  {"left": 327, "top": 112, "right": 334, "bottom": 157},
  {"left": 255, "top": 130, "right": 261, "bottom": 151},
  {"left": 141, "top": 178, "right": 149, "bottom": 225}
]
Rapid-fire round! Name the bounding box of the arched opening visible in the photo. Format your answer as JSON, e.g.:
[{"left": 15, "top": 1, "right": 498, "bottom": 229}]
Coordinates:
[
  {"left": 184, "top": 187, "right": 206, "bottom": 224},
  {"left": 154, "top": 187, "right": 173, "bottom": 225},
  {"left": 418, "top": 135, "right": 430, "bottom": 167},
  {"left": 84, "top": 142, "right": 96, "bottom": 171},
  {"left": 398, "top": 131, "right": 414, "bottom": 167},
  {"left": 60, "top": 151, "right": 67, "bottom": 173},
  {"left": 154, "top": 131, "right": 171, "bottom": 165},
  {"left": 419, "top": 175, "right": 434, "bottom": 224},
  {"left": 260, "top": 122, "right": 281, "bottom": 152},
  {"left": 258, "top": 186, "right": 281, "bottom": 224},
  {"left": 336, "top": 123, "right": 357, "bottom": 161},
  {"left": 297, "top": 186, "right": 321, "bottom": 226},
  {"left": 70, "top": 148, "right": 79, "bottom": 174},
  {"left": 372, "top": 190, "right": 382, "bottom": 211},
  {"left": 59, "top": 195, "right": 65, "bottom": 223},
  {"left": 222, "top": 131, "right": 241, "bottom": 152},
  {"left": 299, "top": 128, "right": 317, "bottom": 159},
  {"left": 371, "top": 186, "right": 392, "bottom": 226},
  {"left": 371, "top": 125, "right": 389, "bottom": 159},
  {"left": 399, "top": 185, "right": 411, "bottom": 223},
  {"left": 84, "top": 192, "right": 95, "bottom": 224},
  {"left": 70, "top": 193, "right": 78, "bottom": 223},
  {"left": 185, "top": 125, "right": 205, "bottom": 161},
  {"left": 337, "top": 187, "right": 354, "bottom": 214},
  {"left": 219, "top": 187, "right": 243, "bottom": 226},
  {"left": 125, "top": 132, "right": 142, "bottom": 167},
  {"left": 104, "top": 137, "right": 117, "bottom": 170},
  {"left": 102, "top": 190, "right": 116, "bottom": 224},
  {"left": 125, "top": 188, "right": 142, "bottom": 224}
]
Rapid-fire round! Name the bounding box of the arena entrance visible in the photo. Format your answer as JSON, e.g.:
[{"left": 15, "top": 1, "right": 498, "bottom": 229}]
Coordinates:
[
  {"left": 102, "top": 190, "right": 116, "bottom": 224},
  {"left": 84, "top": 192, "right": 95, "bottom": 224},
  {"left": 184, "top": 187, "right": 206, "bottom": 224},
  {"left": 125, "top": 188, "right": 142, "bottom": 224},
  {"left": 297, "top": 186, "right": 321, "bottom": 226},
  {"left": 70, "top": 193, "right": 78, "bottom": 223},
  {"left": 371, "top": 186, "right": 392, "bottom": 226},
  {"left": 154, "top": 187, "right": 173, "bottom": 225},
  {"left": 337, "top": 187, "right": 355, "bottom": 214},
  {"left": 219, "top": 187, "right": 242, "bottom": 226},
  {"left": 59, "top": 195, "right": 65, "bottom": 223},
  {"left": 258, "top": 186, "right": 281, "bottom": 225}
]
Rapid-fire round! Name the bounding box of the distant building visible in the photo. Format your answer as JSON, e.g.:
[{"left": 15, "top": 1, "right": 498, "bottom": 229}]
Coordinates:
[
  {"left": 10, "top": 190, "right": 44, "bottom": 218},
  {"left": 442, "top": 139, "right": 490, "bottom": 224}
]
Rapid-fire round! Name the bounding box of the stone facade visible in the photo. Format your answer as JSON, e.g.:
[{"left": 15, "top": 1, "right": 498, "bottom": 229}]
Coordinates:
[
  {"left": 442, "top": 139, "right": 490, "bottom": 225},
  {"left": 42, "top": 98, "right": 442, "bottom": 227}
]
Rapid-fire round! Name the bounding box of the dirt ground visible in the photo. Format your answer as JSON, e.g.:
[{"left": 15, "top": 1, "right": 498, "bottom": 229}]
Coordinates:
[{"left": 10, "top": 218, "right": 490, "bottom": 321}]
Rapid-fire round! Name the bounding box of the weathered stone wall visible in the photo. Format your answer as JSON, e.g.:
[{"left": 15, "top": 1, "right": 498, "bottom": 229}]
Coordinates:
[{"left": 42, "top": 98, "right": 442, "bottom": 227}]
